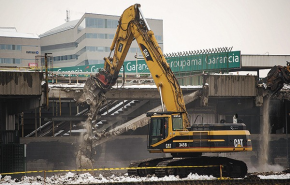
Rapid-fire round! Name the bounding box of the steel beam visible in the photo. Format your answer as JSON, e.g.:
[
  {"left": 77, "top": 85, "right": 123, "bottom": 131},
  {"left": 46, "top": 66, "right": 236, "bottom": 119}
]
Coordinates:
[{"left": 44, "top": 116, "right": 87, "bottom": 121}]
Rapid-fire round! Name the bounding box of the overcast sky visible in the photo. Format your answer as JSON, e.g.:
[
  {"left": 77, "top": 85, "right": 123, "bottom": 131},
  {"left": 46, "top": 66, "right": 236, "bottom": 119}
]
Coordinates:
[{"left": 1, "top": 0, "right": 289, "bottom": 55}]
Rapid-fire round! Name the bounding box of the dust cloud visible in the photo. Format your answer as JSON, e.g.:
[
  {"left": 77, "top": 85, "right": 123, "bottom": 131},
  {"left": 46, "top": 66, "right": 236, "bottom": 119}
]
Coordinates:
[
  {"left": 258, "top": 96, "right": 270, "bottom": 171},
  {"left": 257, "top": 96, "right": 284, "bottom": 172},
  {"left": 74, "top": 76, "right": 201, "bottom": 170},
  {"left": 75, "top": 76, "right": 106, "bottom": 170}
]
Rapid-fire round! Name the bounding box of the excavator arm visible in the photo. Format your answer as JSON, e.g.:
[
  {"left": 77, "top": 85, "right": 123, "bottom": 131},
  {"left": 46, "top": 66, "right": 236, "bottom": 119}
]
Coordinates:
[
  {"left": 266, "top": 61, "right": 290, "bottom": 94},
  {"left": 85, "top": 4, "right": 189, "bottom": 128}
]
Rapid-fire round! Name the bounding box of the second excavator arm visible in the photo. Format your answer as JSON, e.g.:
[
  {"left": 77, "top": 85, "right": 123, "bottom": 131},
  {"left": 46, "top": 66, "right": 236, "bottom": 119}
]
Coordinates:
[
  {"left": 266, "top": 61, "right": 290, "bottom": 95},
  {"left": 84, "top": 4, "right": 190, "bottom": 128}
]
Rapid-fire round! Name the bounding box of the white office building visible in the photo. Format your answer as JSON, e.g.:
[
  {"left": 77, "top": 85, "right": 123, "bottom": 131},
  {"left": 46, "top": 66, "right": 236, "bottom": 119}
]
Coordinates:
[
  {"left": 40, "top": 13, "right": 163, "bottom": 67},
  {"left": 0, "top": 28, "right": 40, "bottom": 68}
]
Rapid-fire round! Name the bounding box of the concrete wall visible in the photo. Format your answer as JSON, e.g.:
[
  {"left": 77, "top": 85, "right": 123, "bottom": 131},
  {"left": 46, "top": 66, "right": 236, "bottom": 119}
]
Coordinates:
[
  {"left": 242, "top": 55, "right": 290, "bottom": 68},
  {"left": 204, "top": 75, "right": 257, "bottom": 97},
  {"left": 0, "top": 72, "right": 43, "bottom": 95},
  {"left": 21, "top": 134, "right": 290, "bottom": 173}
]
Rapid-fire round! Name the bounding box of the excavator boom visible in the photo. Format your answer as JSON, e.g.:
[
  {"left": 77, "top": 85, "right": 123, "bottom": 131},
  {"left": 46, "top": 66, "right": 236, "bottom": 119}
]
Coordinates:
[{"left": 85, "top": 4, "right": 189, "bottom": 127}]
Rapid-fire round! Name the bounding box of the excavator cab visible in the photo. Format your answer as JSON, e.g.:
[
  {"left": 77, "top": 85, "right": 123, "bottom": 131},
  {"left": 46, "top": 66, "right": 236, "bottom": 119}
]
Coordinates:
[
  {"left": 147, "top": 112, "right": 187, "bottom": 148},
  {"left": 148, "top": 115, "right": 170, "bottom": 146}
]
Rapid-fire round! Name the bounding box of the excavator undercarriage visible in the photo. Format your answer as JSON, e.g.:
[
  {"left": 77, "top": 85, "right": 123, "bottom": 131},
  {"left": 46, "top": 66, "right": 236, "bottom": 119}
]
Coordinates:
[{"left": 128, "top": 156, "right": 247, "bottom": 178}]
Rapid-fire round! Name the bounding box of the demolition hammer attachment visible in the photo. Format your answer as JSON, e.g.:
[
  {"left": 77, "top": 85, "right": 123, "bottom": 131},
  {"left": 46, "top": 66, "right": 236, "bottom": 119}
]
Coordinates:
[{"left": 266, "top": 61, "right": 290, "bottom": 95}]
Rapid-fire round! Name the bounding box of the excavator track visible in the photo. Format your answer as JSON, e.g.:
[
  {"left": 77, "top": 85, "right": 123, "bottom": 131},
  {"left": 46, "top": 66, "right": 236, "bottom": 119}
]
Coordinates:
[
  {"left": 158, "top": 156, "right": 247, "bottom": 178},
  {"left": 128, "top": 158, "right": 171, "bottom": 177},
  {"left": 129, "top": 156, "right": 247, "bottom": 178}
]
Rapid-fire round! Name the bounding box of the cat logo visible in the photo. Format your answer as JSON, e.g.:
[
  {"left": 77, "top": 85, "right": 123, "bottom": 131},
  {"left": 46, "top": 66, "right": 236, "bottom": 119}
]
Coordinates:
[
  {"left": 140, "top": 44, "right": 153, "bottom": 61},
  {"left": 234, "top": 139, "right": 243, "bottom": 147},
  {"left": 118, "top": 43, "right": 123, "bottom": 52}
]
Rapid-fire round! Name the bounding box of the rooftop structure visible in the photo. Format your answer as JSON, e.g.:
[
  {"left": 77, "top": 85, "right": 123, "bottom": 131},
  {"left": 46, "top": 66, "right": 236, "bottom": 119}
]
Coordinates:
[
  {"left": 0, "top": 27, "right": 40, "bottom": 68},
  {"left": 0, "top": 27, "right": 39, "bottom": 39},
  {"left": 40, "top": 13, "right": 163, "bottom": 67}
]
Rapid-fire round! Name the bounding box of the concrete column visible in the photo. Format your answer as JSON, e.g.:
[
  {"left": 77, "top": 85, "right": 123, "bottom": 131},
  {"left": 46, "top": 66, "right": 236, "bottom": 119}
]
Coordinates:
[
  {"left": 53, "top": 100, "right": 55, "bottom": 137},
  {"left": 35, "top": 108, "right": 37, "bottom": 137},
  {"left": 39, "top": 107, "right": 42, "bottom": 132},
  {"left": 70, "top": 100, "right": 72, "bottom": 136},
  {"left": 21, "top": 112, "right": 24, "bottom": 137}
]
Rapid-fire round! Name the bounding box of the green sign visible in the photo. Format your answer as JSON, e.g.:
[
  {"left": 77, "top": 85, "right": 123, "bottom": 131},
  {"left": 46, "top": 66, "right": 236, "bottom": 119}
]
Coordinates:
[
  {"left": 166, "top": 51, "right": 240, "bottom": 72},
  {"left": 52, "top": 51, "right": 240, "bottom": 74}
]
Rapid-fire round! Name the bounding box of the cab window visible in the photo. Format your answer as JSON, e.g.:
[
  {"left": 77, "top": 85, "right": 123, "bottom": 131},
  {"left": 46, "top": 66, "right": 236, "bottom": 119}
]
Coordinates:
[
  {"left": 149, "top": 117, "right": 169, "bottom": 145},
  {"left": 172, "top": 116, "right": 183, "bottom": 130}
]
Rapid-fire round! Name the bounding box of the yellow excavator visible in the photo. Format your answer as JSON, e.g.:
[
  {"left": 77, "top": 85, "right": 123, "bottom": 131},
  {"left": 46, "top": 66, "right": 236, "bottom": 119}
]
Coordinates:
[{"left": 84, "top": 4, "right": 252, "bottom": 178}]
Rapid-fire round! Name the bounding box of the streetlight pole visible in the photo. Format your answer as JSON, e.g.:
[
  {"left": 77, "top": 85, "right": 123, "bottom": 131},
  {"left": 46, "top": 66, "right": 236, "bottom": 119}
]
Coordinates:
[
  {"left": 135, "top": 52, "right": 138, "bottom": 78},
  {"left": 286, "top": 100, "right": 289, "bottom": 167},
  {"left": 45, "top": 53, "right": 52, "bottom": 110}
]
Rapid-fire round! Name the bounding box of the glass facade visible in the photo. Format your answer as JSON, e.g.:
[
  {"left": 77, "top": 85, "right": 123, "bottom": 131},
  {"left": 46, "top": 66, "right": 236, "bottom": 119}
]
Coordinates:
[
  {"left": 106, "top": 19, "right": 119, "bottom": 28},
  {"left": 0, "top": 58, "right": 21, "bottom": 64},
  {"left": 0, "top": 44, "right": 22, "bottom": 51},
  {"left": 76, "top": 33, "right": 115, "bottom": 44},
  {"left": 76, "top": 32, "right": 162, "bottom": 44},
  {"left": 53, "top": 54, "right": 77, "bottom": 62},
  {"left": 41, "top": 14, "right": 162, "bottom": 66},
  {"left": 78, "top": 17, "right": 119, "bottom": 32}
]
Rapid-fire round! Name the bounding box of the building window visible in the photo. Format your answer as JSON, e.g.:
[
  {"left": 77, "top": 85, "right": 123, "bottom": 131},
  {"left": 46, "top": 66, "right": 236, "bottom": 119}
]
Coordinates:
[
  {"left": 155, "top": 35, "right": 163, "bottom": 42},
  {"left": 0, "top": 44, "right": 22, "bottom": 51},
  {"left": 97, "top": 46, "right": 104, "bottom": 52},
  {"left": 13, "top": 59, "right": 21, "bottom": 64},
  {"left": 106, "top": 19, "right": 118, "bottom": 28},
  {"left": 87, "top": 46, "right": 96, "bottom": 52},
  {"left": 105, "top": 47, "right": 110, "bottom": 52},
  {"left": 87, "top": 33, "right": 97, "bottom": 38},
  {"left": 86, "top": 17, "right": 105, "bottom": 28},
  {"left": 6, "top": 45, "right": 12, "bottom": 50},
  {"left": 76, "top": 33, "right": 116, "bottom": 45},
  {"left": 16, "top": 45, "right": 22, "bottom": 50},
  {"left": 108, "top": 34, "right": 114, "bottom": 39},
  {"left": 2, "top": 58, "right": 12, "bottom": 64},
  {"left": 98, "top": 33, "right": 105, "bottom": 39},
  {"left": 97, "top": 19, "right": 105, "bottom": 28}
]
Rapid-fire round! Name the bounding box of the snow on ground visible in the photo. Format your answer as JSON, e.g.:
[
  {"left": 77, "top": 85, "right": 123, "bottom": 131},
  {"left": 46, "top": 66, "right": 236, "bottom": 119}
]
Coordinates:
[
  {"left": 0, "top": 172, "right": 216, "bottom": 185},
  {"left": 258, "top": 173, "right": 290, "bottom": 179},
  {"left": 1, "top": 172, "right": 290, "bottom": 184}
]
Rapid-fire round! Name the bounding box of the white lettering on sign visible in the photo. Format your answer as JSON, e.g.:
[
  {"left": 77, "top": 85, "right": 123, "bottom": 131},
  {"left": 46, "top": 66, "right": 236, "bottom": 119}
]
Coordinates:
[
  {"left": 125, "top": 61, "right": 149, "bottom": 72},
  {"left": 91, "top": 66, "right": 100, "bottom": 72},
  {"left": 166, "top": 144, "right": 171, "bottom": 148},
  {"left": 168, "top": 52, "right": 240, "bottom": 69},
  {"left": 179, "top": 143, "right": 188, "bottom": 147},
  {"left": 234, "top": 139, "right": 243, "bottom": 147},
  {"left": 57, "top": 68, "right": 83, "bottom": 77},
  {"left": 26, "top": 51, "right": 39, "bottom": 54}
]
